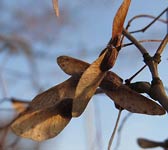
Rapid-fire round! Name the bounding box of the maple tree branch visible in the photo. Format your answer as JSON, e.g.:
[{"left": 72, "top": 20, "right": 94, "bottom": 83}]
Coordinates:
[
  {"left": 122, "top": 28, "right": 159, "bottom": 78},
  {"left": 122, "top": 29, "right": 148, "bottom": 55},
  {"left": 155, "top": 34, "right": 168, "bottom": 55},
  {"left": 129, "top": 7, "right": 168, "bottom": 33},
  {"left": 127, "top": 14, "right": 168, "bottom": 28},
  {"left": 114, "top": 113, "right": 132, "bottom": 150},
  {"left": 108, "top": 108, "right": 122, "bottom": 150},
  {"left": 122, "top": 39, "right": 162, "bottom": 47},
  {"left": 122, "top": 28, "right": 168, "bottom": 112},
  {"left": 125, "top": 65, "right": 147, "bottom": 84}
]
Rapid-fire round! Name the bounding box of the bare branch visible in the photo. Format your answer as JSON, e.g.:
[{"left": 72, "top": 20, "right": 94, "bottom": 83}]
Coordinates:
[
  {"left": 125, "top": 65, "right": 147, "bottom": 84},
  {"left": 122, "top": 28, "right": 148, "bottom": 54},
  {"left": 114, "top": 113, "right": 132, "bottom": 150},
  {"left": 156, "top": 34, "right": 168, "bottom": 55},
  {"left": 122, "top": 39, "right": 162, "bottom": 47},
  {"left": 108, "top": 108, "right": 122, "bottom": 150},
  {"left": 52, "top": 0, "right": 59, "bottom": 17},
  {"left": 129, "top": 7, "right": 168, "bottom": 33}
]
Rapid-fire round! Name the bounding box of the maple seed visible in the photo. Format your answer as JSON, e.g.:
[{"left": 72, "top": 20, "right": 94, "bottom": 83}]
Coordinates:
[
  {"left": 100, "top": 47, "right": 113, "bottom": 71},
  {"left": 57, "top": 98, "right": 73, "bottom": 118}
]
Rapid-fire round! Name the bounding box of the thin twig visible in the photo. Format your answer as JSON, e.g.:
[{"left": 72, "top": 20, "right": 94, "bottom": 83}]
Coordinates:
[
  {"left": 129, "top": 7, "right": 168, "bottom": 33},
  {"left": 123, "top": 27, "right": 168, "bottom": 113},
  {"left": 122, "top": 29, "right": 148, "bottom": 55},
  {"left": 126, "top": 13, "right": 168, "bottom": 31},
  {"left": 167, "top": 9, "right": 168, "bottom": 33},
  {"left": 94, "top": 100, "right": 103, "bottom": 150},
  {"left": 123, "top": 28, "right": 159, "bottom": 78},
  {"left": 125, "top": 65, "right": 147, "bottom": 84},
  {"left": 128, "top": 14, "right": 168, "bottom": 26},
  {"left": 0, "top": 74, "right": 8, "bottom": 97},
  {"left": 114, "top": 113, "right": 132, "bottom": 150},
  {"left": 0, "top": 34, "right": 41, "bottom": 92},
  {"left": 0, "top": 53, "right": 10, "bottom": 97},
  {"left": 108, "top": 108, "right": 122, "bottom": 150},
  {"left": 122, "top": 39, "right": 162, "bottom": 47},
  {"left": 0, "top": 126, "right": 10, "bottom": 148},
  {"left": 7, "top": 136, "right": 20, "bottom": 149},
  {"left": 156, "top": 34, "right": 168, "bottom": 55}
]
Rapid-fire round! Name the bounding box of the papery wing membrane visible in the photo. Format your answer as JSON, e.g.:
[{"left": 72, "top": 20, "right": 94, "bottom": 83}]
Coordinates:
[
  {"left": 102, "top": 85, "right": 165, "bottom": 115},
  {"left": 72, "top": 52, "right": 107, "bottom": 117},
  {"left": 57, "top": 56, "right": 89, "bottom": 76},
  {"left": 11, "top": 77, "right": 78, "bottom": 141}
]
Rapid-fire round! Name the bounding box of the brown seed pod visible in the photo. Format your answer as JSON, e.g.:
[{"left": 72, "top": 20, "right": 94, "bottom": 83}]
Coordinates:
[
  {"left": 57, "top": 55, "right": 89, "bottom": 76},
  {"left": 137, "top": 138, "right": 164, "bottom": 148},
  {"left": 11, "top": 99, "right": 72, "bottom": 141},
  {"left": 72, "top": 51, "right": 107, "bottom": 117},
  {"left": 102, "top": 84, "right": 165, "bottom": 115},
  {"left": 57, "top": 55, "right": 165, "bottom": 115},
  {"left": 11, "top": 77, "right": 78, "bottom": 141}
]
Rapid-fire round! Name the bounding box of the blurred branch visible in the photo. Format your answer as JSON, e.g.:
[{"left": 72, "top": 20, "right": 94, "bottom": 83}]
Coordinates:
[
  {"left": 0, "top": 34, "right": 41, "bottom": 92},
  {"left": 114, "top": 113, "right": 132, "bottom": 150},
  {"left": 52, "top": 0, "right": 59, "bottom": 17},
  {"left": 108, "top": 108, "right": 122, "bottom": 150},
  {"left": 0, "top": 74, "right": 8, "bottom": 97}
]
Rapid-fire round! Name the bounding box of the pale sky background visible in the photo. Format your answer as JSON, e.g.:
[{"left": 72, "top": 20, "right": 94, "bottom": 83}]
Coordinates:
[{"left": 0, "top": 0, "right": 168, "bottom": 150}]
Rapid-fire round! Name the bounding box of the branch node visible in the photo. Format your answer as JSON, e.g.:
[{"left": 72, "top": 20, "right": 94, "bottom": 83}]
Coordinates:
[
  {"left": 153, "top": 53, "right": 161, "bottom": 64},
  {"left": 143, "top": 53, "right": 152, "bottom": 63},
  {"left": 151, "top": 77, "right": 161, "bottom": 85}
]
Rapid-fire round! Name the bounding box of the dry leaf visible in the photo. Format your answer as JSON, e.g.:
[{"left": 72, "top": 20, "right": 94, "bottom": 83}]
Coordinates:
[
  {"left": 52, "top": 0, "right": 59, "bottom": 17},
  {"left": 57, "top": 56, "right": 165, "bottom": 115},
  {"left": 112, "top": 0, "right": 131, "bottom": 45},
  {"left": 11, "top": 77, "right": 79, "bottom": 141},
  {"left": 137, "top": 138, "right": 162, "bottom": 148},
  {"left": 72, "top": 51, "right": 107, "bottom": 117},
  {"left": 102, "top": 85, "right": 165, "bottom": 115}
]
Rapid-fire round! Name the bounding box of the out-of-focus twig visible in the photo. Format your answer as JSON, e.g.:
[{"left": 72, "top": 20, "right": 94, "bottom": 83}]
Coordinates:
[
  {"left": 108, "top": 108, "right": 122, "bottom": 150},
  {"left": 0, "top": 34, "right": 41, "bottom": 92},
  {"left": 93, "top": 100, "right": 103, "bottom": 150},
  {"left": 52, "top": 0, "right": 59, "bottom": 17},
  {"left": 114, "top": 113, "right": 132, "bottom": 150}
]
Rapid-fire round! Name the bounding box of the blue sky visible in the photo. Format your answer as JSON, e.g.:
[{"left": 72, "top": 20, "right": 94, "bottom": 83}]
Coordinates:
[{"left": 0, "top": 0, "right": 168, "bottom": 150}]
